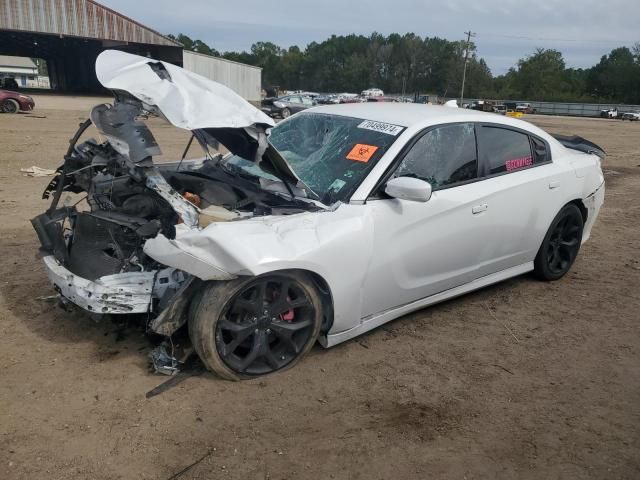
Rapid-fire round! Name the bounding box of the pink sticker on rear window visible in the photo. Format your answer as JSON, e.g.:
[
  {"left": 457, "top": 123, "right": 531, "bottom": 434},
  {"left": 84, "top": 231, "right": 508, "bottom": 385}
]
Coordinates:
[{"left": 505, "top": 156, "right": 533, "bottom": 171}]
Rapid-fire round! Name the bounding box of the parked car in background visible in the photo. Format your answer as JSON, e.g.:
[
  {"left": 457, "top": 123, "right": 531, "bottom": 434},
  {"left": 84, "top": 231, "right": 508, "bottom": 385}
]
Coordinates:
[
  {"left": 315, "top": 95, "right": 340, "bottom": 105},
  {"left": 261, "top": 95, "right": 314, "bottom": 118},
  {"left": 600, "top": 108, "right": 618, "bottom": 119},
  {"left": 621, "top": 111, "right": 640, "bottom": 121},
  {"left": 361, "top": 88, "right": 384, "bottom": 98},
  {"left": 337, "top": 93, "right": 361, "bottom": 104},
  {"left": 470, "top": 100, "right": 495, "bottom": 112},
  {"left": 366, "top": 96, "right": 397, "bottom": 102},
  {"left": 0, "top": 89, "right": 35, "bottom": 113},
  {"left": 516, "top": 103, "right": 536, "bottom": 114},
  {"left": 493, "top": 104, "right": 507, "bottom": 115}
]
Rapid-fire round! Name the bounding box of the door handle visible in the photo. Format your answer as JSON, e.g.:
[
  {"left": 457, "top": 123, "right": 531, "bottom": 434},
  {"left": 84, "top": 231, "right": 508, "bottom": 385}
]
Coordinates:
[
  {"left": 548, "top": 181, "right": 560, "bottom": 190},
  {"left": 472, "top": 204, "right": 488, "bottom": 214}
]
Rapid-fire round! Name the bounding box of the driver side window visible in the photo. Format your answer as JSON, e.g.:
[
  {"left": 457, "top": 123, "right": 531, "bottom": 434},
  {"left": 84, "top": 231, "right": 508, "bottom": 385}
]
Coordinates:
[{"left": 393, "top": 123, "right": 478, "bottom": 189}]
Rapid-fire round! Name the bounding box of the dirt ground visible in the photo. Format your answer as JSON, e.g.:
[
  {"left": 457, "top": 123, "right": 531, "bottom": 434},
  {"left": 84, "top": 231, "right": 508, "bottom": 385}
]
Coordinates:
[{"left": 1, "top": 96, "right": 639, "bottom": 480}]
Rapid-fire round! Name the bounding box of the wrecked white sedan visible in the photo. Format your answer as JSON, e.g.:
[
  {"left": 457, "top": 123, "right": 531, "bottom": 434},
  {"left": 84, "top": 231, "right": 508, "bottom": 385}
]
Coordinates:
[{"left": 32, "top": 51, "right": 605, "bottom": 380}]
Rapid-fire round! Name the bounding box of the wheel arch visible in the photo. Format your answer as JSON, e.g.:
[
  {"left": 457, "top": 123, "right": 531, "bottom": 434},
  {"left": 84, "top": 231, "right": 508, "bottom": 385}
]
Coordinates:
[
  {"left": 568, "top": 198, "right": 588, "bottom": 223},
  {"left": 2, "top": 98, "right": 20, "bottom": 113},
  {"left": 254, "top": 268, "right": 335, "bottom": 337}
]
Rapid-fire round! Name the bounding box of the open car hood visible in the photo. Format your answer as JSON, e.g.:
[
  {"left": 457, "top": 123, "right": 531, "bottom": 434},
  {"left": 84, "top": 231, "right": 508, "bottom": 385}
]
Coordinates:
[{"left": 95, "top": 50, "right": 308, "bottom": 193}]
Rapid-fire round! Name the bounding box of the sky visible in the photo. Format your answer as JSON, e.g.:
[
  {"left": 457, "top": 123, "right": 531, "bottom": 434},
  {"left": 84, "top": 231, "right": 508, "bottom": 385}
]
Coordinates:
[{"left": 102, "top": 0, "right": 639, "bottom": 75}]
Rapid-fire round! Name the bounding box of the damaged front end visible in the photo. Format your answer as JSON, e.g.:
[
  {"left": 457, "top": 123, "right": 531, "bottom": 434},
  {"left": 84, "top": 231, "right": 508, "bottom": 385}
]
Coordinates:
[
  {"left": 31, "top": 101, "right": 201, "bottom": 332},
  {"left": 32, "top": 50, "right": 321, "bottom": 339}
]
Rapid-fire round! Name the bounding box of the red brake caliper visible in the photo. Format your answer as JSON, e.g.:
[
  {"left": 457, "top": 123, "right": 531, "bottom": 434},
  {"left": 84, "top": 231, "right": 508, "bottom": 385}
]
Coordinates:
[
  {"left": 281, "top": 300, "right": 295, "bottom": 322},
  {"left": 272, "top": 288, "right": 295, "bottom": 322}
]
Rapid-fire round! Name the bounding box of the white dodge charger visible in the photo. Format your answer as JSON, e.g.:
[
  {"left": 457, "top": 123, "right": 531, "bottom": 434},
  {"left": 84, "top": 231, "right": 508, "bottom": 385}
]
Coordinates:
[{"left": 32, "top": 51, "right": 605, "bottom": 380}]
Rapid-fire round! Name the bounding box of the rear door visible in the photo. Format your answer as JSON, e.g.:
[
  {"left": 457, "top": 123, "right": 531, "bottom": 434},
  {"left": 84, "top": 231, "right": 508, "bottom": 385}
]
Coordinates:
[
  {"left": 473, "top": 125, "right": 562, "bottom": 277},
  {"left": 301, "top": 96, "right": 314, "bottom": 110},
  {"left": 289, "top": 96, "right": 305, "bottom": 113}
]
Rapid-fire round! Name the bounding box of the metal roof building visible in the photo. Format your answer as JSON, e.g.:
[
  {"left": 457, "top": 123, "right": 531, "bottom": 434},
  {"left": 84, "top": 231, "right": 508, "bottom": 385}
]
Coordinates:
[
  {"left": 0, "top": 0, "right": 182, "bottom": 47},
  {"left": 0, "top": 0, "right": 183, "bottom": 91},
  {"left": 0, "top": 0, "right": 261, "bottom": 97}
]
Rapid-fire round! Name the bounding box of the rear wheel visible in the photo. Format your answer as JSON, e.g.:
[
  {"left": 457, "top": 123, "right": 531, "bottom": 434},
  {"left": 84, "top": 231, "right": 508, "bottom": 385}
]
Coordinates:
[
  {"left": 1, "top": 99, "right": 19, "bottom": 114},
  {"left": 534, "top": 204, "right": 584, "bottom": 281},
  {"left": 281, "top": 108, "right": 291, "bottom": 119},
  {"left": 189, "top": 272, "right": 323, "bottom": 380}
]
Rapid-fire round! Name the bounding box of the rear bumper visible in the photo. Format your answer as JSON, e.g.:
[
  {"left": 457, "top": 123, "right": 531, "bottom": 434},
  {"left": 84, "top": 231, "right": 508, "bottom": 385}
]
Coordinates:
[
  {"left": 260, "top": 106, "right": 280, "bottom": 117},
  {"left": 42, "top": 255, "right": 154, "bottom": 314}
]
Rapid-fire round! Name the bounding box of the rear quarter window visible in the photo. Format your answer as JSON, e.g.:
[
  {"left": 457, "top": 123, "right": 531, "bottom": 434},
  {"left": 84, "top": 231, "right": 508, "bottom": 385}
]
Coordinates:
[{"left": 530, "top": 136, "right": 549, "bottom": 164}]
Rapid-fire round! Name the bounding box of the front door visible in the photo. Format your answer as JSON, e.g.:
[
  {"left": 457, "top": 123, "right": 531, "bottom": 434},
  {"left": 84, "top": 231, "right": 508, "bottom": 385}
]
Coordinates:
[{"left": 360, "top": 122, "right": 490, "bottom": 318}]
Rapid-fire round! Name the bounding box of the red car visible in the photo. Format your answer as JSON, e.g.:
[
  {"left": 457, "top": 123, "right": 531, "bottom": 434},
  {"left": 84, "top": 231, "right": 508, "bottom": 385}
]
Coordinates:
[{"left": 0, "top": 89, "right": 35, "bottom": 113}]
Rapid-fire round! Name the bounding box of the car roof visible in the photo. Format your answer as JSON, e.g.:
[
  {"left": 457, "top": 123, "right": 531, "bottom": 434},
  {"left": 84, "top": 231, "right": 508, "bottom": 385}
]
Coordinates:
[{"left": 307, "top": 103, "right": 530, "bottom": 129}]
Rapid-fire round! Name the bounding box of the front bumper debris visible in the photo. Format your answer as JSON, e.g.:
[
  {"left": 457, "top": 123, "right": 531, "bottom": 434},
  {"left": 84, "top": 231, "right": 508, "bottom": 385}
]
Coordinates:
[
  {"left": 149, "top": 344, "right": 180, "bottom": 375},
  {"left": 43, "top": 255, "right": 154, "bottom": 314}
]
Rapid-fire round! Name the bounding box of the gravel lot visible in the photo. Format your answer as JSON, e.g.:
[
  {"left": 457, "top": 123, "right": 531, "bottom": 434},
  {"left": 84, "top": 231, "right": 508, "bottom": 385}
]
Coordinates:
[{"left": 1, "top": 95, "right": 639, "bottom": 479}]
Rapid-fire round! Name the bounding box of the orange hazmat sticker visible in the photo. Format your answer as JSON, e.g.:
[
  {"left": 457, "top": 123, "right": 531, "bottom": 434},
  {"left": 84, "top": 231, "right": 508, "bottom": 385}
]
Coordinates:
[{"left": 346, "top": 144, "right": 379, "bottom": 163}]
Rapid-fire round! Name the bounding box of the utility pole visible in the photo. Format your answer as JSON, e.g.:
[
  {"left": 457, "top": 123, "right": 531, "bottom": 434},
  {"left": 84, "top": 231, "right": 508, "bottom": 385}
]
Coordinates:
[{"left": 460, "top": 30, "right": 475, "bottom": 107}]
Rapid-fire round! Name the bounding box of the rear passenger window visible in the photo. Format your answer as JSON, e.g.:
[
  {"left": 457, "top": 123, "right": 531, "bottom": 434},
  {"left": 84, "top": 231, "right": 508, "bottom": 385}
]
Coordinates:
[
  {"left": 477, "top": 127, "right": 533, "bottom": 175},
  {"left": 393, "top": 123, "right": 477, "bottom": 189}
]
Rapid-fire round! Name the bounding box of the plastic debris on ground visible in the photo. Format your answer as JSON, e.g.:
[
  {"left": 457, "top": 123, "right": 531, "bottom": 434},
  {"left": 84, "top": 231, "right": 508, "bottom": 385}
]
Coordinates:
[{"left": 21, "top": 166, "right": 57, "bottom": 177}]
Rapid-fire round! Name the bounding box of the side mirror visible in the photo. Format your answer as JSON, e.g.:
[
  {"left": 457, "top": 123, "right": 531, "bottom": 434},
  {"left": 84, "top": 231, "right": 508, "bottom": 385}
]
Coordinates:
[{"left": 385, "top": 177, "right": 432, "bottom": 203}]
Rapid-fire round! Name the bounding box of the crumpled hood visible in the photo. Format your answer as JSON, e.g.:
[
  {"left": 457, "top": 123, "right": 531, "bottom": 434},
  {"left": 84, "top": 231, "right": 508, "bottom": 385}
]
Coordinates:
[
  {"left": 95, "top": 50, "right": 274, "bottom": 131},
  {"left": 95, "top": 50, "right": 311, "bottom": 196}
]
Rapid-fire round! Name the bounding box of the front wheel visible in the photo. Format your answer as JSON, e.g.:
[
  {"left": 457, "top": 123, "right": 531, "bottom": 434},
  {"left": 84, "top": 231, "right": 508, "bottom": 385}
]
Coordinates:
[
  {"left": 534, "top": 204, "right": 584, "bottom": 281},
  {"left": 1, "top": 99, "right": 19, "bottom": 113},
  {"left": 189, "top": 272, "right": 323, "bottom": 380},
  {"left": 281, "top": 108, "right": 291, "bottom": 119}
]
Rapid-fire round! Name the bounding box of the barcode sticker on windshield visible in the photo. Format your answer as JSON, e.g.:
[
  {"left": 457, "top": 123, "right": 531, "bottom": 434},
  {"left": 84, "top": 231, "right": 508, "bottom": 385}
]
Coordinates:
[{"left": 358, "top": 120, "right": 403, "bottom": 136}]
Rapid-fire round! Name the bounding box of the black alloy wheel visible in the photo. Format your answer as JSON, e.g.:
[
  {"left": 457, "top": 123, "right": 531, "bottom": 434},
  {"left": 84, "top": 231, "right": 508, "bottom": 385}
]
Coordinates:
[
  {"left": 534, "top": 203, "right": 584, "bottom": 281},
  {"left": 189, "top": 272, "right": 323, "bottom": 380}
]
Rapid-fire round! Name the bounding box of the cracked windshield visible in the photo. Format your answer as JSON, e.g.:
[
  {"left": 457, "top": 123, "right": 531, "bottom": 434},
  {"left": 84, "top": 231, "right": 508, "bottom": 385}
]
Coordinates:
[{"left": 269, "top": 113, "right": 405, "bottom": 203}]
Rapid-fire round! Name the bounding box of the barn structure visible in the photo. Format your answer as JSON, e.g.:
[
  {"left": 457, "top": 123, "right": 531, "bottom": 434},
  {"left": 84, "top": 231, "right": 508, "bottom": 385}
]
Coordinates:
[{"left": 0, "top": 0, "right": 262, "bottom": 100}]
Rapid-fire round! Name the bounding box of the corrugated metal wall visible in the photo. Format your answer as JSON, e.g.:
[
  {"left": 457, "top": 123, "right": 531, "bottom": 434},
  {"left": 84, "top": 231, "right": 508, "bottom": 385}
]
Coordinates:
[
  {"left": 521, "top": 101, "right": 640, "bottom": 117},
  {"left": 0, "top": 0, "right": 180, "bottom": 46},
  {"left": 461, "top": 98, "right": 640, "bottom": 117},
  {"left": 183, "top": 50, "right": 262, "bottom": 102}
]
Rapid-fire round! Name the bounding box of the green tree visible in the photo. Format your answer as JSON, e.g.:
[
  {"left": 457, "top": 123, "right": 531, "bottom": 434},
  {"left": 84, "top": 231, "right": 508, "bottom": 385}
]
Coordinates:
[
  {"left": 587, "top": 47, "right": 640, "bottom": 103},
  {"left": 168, "top": 33, "right": 219, "bottom": 57},
  {"left": 512, "top": 48, "right": 567, "bottom": 100},
  {"left": 170, "top": 31, "right": 640, "bottom": 103}
]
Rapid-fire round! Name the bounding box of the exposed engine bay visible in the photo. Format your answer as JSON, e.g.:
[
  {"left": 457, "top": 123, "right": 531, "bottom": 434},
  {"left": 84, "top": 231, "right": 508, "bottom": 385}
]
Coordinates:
[{"left": 31, "top": 95, "right": 320, "bottom": 332}]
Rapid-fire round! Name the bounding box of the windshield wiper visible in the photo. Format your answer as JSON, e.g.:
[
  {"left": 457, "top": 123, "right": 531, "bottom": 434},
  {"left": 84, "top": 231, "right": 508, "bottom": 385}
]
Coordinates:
[
  {"left": 266, "top": 143, "right": 321, "bottom": 201},
  {"left": 267, "top": 158, "right": 296, "bottom": 198}
]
